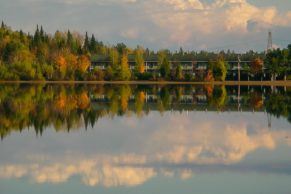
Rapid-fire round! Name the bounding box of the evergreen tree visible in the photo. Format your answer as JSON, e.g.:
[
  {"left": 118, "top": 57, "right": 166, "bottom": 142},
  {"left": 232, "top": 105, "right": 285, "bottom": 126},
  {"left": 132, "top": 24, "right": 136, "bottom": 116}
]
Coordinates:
[
  {"left": 19, "top": 30, "right": 24, "bottom": 42},
  {"left": 83, "top": 32, "right": 89, "bottom": 52},
  {"left": 115, "top": 43, "right": 127, "bottom": 54},
  {"left": 89, "top": 34, "right": 96, "bottom": 53},
  {"left": 67, "top": 30, "right": 73, "bottom": 47},
  {"left": 1, "top": 21, "right": 4, "bottom": 29},
  {"left": 34, "top": 25, "right": 41, "bottom": 45},
  {"left": 40, "top": 25, "right": 44, "bottom": 41}
]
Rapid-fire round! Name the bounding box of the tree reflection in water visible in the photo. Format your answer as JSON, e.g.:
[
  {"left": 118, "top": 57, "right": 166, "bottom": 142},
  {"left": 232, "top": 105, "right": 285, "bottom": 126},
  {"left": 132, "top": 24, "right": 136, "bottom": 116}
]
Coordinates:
[{"left": 0, "top": 84, "right": 290, "bottom": 139}]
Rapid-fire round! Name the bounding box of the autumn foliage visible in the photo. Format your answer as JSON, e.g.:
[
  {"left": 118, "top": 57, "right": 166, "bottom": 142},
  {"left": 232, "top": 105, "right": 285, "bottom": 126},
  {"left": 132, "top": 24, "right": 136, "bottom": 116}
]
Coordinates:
[{"left": 251, "top": 57, "right": 264, "bottom": 74}]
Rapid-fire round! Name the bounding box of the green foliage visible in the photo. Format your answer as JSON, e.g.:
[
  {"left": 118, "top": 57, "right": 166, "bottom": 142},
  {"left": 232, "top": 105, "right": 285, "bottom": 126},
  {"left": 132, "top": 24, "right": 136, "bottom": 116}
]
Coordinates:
[
  {"left": 136, "top": 72, "right": 153, "bottom": 80},
  {"left": 89, "top": 34, "right": 97, "bottom": 53},
  {"left": 83, "top": 32, "right": 89, "bottom": 52},
  {"left": 105, "top": 66, "right": 114, "bottom": 80},
  {"left": 208, "top": 86, "right": 227, "bottom": 110},
  {"left": 158, "top": 51, "right": 170, "bottom": 79},
  {"left": 115, "top": 43, "right": 127, "bottom": 54},
  {"left": 175, "top": 64, "right": 184, "bottom": 80},
  {"left": 265, "top": 48, "right": 291, "bottom": 80},
  {"left": 93, "top": 67, "right": 104, "bottom": 81},
  {"left": 184, "top": 73, "right": 194, "bottom": 81},
  {"left": 210, "top": 57, "right": 227, "bottom": 81}
]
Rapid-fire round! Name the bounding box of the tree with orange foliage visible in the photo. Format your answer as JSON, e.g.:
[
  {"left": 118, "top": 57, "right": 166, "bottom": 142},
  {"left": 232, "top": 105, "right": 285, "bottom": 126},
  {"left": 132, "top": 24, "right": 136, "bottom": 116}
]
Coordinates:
[
  {"left": 205, "top": 84, "right": 214, "bottom": 97},
  {"left": 205, "top": 69, "right": 214, "bottom": 81},
  {"left": 77, "top": 92, "right": 90, "bottom": 109},
  {"left": 77, "top": 55, "right": 90, "bottom": 73},
  {"left": 251, "top": 57, "right": 263, "bottom": 75}
]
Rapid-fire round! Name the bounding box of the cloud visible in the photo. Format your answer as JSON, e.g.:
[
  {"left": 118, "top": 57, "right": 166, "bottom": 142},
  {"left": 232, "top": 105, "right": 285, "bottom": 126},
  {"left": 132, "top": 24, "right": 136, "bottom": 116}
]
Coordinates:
[
  {"left": 144, "top": 114, "right": 279, "bottom": 164},
  {"left": 121, "top": 28, "right": 140, "bottom": 39},
  {"left": 160, "top": 0, "right": 205, "bottom": 10},
  {"left": 1, "top": 0, "right": 291, "bottom": 50},
  {"left": 0, "top": 162, "right": 156, "bottom": 187},
  {"left": 144, "top": 0, "right": 291, "bottom": 43}
]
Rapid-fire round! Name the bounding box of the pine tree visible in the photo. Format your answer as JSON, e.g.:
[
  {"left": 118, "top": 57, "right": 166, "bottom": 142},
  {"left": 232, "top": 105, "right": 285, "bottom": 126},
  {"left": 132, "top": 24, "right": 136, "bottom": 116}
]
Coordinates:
[
  {"left": 34, "top": 25, "right": 40, "bottom": 45},
  {"left": 1, "top": 21, "right": 4, "bottom": 29},
  {"left": 83, "top": 32, "right": 89, "bottom": 52},
  {"left": 40, "top": 25, "right": 44, "bottom": 41},
  {"left": 19, "top": 30, "right": 24, "bottom": 42},
  {"left": 67, "top": 30, "right": 73, "bottom": 46},
  {"left": 89, "top": 34, "right": 96, "bottom": 53}
]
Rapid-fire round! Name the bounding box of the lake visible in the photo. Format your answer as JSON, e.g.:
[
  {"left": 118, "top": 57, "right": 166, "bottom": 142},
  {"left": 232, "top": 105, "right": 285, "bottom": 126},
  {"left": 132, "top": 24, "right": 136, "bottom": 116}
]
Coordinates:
[{"left": 0, "top": 84, "right": 291, "bottom": 194}]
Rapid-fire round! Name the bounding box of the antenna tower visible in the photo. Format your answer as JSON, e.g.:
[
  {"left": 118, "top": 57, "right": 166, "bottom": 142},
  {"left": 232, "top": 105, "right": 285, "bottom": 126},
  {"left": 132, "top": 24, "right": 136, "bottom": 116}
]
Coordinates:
[
  {"left": 267, "top": 31, "right": 273, "bottom": 51},
  {"left": 267, "top": 112, "right": 272, "bottom": 129}
]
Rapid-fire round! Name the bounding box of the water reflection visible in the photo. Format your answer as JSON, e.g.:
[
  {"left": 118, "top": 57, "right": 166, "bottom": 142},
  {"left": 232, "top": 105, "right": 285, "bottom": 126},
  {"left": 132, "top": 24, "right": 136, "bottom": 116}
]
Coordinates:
[
  {"left": 0, "top": 84, "right": 290, "bottom": 138},
  {"left": 0, "top": 84, "right": 291, "bottom": 192}
]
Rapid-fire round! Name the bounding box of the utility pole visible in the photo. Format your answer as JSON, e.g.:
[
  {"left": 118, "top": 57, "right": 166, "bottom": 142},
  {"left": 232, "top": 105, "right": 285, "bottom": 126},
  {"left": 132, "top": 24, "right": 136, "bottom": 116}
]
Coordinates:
[
  {"left": 237, "top": 55, "right": 241, "bottom": 111},
  {"left": 237, "top": 55, "right": 241, "bottom": 82}
]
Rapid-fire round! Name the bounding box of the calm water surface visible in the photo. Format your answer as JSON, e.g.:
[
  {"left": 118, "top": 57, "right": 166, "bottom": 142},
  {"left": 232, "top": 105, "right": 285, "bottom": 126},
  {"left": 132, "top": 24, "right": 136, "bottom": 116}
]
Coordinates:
[{"left": 0, "top": 84, "right": 291, "bottom": 194}]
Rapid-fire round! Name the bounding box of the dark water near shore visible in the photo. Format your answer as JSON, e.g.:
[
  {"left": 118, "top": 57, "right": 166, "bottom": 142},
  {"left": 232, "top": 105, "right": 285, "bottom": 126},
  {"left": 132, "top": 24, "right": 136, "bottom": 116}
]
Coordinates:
[{"left": 0, "top": 84, "right": 291, "bottom": 194}]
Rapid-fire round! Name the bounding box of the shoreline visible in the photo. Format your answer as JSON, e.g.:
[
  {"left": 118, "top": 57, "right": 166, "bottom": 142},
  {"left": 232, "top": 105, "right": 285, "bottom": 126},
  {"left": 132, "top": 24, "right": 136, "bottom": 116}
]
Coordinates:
[{"left": 1, "top": 80, "right": 291, "bottom": 86}]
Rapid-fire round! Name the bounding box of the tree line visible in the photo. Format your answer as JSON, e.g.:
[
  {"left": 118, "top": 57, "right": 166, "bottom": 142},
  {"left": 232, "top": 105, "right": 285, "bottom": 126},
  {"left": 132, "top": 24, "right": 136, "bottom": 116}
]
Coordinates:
[{"left": 0, "top": 22, "right": 291, "bottom": 81}]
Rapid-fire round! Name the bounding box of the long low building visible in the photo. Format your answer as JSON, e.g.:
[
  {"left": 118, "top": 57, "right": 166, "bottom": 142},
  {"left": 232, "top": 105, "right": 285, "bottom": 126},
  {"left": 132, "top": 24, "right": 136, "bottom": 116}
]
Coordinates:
[{"left": 90, "top": 57, "right": 253, "bottom": 74}]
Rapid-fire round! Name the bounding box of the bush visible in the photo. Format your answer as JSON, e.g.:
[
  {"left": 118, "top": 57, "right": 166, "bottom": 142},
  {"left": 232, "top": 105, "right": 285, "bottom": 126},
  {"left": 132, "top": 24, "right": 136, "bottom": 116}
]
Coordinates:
[{"left": 136, "top": 72, "right": 153, "bottom": 80}]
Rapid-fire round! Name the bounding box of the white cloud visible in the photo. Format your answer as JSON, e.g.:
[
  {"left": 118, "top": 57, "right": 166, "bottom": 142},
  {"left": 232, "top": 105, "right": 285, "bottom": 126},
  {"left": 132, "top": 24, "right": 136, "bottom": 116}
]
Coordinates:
[
  {"left": 160, "top": 0, "right": 205, "bottom": 10},
  {"left": 0, "top": 162, "right": 156, "bottom": 187},
  {"left": 137, "top": 0, "right": 291, "bottom": 49},
  {"left": 144, "top": 114, "right": 279, "bottom": 164},
  {"left": 121, "top": 27, "right": 140, "bottom": 39},
  {"left": 2, "top": 0, "right": 291, "bottom": 50}
]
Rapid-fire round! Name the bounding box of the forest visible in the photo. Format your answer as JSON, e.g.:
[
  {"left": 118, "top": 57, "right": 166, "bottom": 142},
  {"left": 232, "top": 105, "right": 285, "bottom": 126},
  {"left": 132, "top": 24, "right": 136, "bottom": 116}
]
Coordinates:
[{"left": 1, "top": 22, "right": 291, "bottom": 81}]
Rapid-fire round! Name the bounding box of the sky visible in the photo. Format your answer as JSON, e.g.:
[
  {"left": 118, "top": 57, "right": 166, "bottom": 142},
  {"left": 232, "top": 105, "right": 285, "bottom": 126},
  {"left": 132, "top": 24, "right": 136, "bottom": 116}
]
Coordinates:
[{"left": 0, "top": 0, "right": 291, "bottom": 51}]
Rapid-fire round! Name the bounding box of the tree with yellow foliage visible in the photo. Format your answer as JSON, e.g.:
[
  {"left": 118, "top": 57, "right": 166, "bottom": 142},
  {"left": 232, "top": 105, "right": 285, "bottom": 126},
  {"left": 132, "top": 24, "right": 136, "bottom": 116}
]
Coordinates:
[
  {"left": 135, "top": 47, "right": 145, "bottom": 74},
  {"left": 54, "top": 54, "right": 67, "bottom": 79},
  {"left": 135, "top": 91, "right": 145, "bottom": 116},
  {"left": 119, "top": 52, "right": 131, "bottom": 80}
]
